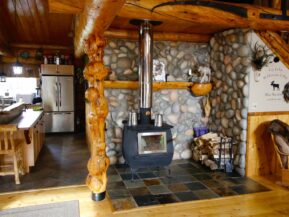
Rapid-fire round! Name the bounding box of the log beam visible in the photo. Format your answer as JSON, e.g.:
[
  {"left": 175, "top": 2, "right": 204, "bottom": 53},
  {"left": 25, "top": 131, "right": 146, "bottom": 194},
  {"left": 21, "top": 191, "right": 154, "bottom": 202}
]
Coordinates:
[
  {"left": 104, "top": 29, "right": 211, "bottom": 43},
  {"left": 119, "top": 0, "right": 289, "bottom": 32},
  {"left": 74, "top": 0, "right": 125, "bottom": 57},
  {"left": 10, "top": 43, "right": 73, "bottom": 51},
  {"left": 104, "top": 81, "right": 193, "bottom": 90},
  {"left": 84, "top": 35, "right": 110, "bottom": 201},
  {"left": 0, "top": 24, "right": 12, "bottom": 56},
  {"left": 48, "top": 0, "right": 84, "bottom": 14}
]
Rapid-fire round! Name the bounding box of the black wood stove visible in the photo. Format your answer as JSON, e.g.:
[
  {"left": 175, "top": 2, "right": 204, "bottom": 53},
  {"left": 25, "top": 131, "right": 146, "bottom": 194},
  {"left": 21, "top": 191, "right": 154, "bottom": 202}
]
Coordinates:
[{"left": 122, "top": 20, "right": 174, "bottom": 173}]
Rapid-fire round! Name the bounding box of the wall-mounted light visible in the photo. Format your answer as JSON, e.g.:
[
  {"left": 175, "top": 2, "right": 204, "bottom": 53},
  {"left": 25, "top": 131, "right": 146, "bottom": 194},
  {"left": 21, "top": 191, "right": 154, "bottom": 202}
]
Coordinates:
[
  {"left": 13, "top": 58, "right": 23, "bottom": 75},
  {"left": 0, "top": 72, "right": 6, "bottom": 82}
]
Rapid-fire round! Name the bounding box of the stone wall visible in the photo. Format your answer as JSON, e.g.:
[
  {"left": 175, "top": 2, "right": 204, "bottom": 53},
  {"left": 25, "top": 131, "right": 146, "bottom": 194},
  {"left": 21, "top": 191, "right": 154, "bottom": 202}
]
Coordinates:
[
  {"left": 209, "top": 29, "right": 251, "bottom": 176},
  {"left": 104, "top": 40, "right": 209, "bottom": 81},
  {"left": 104, "top": 39, "right": 210, "bottom": 164}
]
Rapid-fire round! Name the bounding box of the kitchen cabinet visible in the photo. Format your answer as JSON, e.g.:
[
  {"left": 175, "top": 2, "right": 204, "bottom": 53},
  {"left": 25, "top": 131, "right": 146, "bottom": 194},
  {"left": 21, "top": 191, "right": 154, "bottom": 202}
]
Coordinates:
[{"left": 41, "top": 64, "right": 74, "bottom": 75}]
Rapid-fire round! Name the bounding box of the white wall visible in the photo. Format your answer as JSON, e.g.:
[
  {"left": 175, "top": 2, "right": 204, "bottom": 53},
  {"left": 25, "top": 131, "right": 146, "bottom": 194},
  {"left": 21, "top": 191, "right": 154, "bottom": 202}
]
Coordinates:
[
  {"left": 248, "top": 32, "right": 289, "bottom": 112},
  {"left": 0, "top": 77, "right": 38, "bottom": 103}
]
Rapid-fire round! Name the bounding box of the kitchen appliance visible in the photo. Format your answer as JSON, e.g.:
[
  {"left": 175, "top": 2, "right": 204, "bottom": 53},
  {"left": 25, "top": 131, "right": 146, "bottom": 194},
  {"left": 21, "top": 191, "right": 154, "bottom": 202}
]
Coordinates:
[{"left": 41, "top": 65, "right": 74, "bottom": 132}]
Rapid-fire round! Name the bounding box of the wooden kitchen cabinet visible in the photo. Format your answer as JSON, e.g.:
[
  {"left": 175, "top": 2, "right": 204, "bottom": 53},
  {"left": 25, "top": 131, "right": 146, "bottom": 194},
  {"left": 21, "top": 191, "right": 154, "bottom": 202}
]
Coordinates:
[
  {"left": 27, "top": 113, "right": 45, "bottom": 167},
  {"left": 41, "top": 64, "right": 74, "bottom": 75}
]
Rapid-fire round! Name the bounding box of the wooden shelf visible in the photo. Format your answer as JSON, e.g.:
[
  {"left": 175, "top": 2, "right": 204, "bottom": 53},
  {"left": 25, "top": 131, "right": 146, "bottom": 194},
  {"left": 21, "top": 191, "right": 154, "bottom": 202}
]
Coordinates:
[{"left": 103, "top": 81, "right": 193, "bottom": 91}]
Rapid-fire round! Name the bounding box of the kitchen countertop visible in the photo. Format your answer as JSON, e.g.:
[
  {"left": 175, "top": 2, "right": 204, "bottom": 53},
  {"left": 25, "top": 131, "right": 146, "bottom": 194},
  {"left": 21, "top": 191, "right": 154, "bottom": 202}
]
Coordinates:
[{"left": 8, "top": 109, "right": 43, "bottom": 130}]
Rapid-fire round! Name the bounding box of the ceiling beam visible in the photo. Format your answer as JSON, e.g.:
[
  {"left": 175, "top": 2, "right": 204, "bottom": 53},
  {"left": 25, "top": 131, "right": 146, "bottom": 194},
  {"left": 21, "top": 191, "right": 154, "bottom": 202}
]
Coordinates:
[
  {"left": 119, "top": 0, "right": 289, "bottom": 32},
  {"left": 104, "top": 29, "right": 211, "bottom": 43},
  {"left": 10, "top": 43, "right": 73, "bottom": 51},
  {"left": 0, "top": 23, "right": 12, "bottom": 56},
  {"left": 74, "top": 0, "right": 125, "bottom": 57},
  {"left": 48, "top": 0, "right": 84, "bottom": 14}
]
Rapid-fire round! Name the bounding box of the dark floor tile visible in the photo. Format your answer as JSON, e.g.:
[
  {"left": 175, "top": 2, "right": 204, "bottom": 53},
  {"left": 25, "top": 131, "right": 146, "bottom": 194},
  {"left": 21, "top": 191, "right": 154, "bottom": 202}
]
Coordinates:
[
  {"left": 167, "top": 183, "right": 190, "bottom": 193},
  {"left": 143, "top": 179, "right": 162, "bottom": 186},
  {"left": 107, "top": 181, "right": 126, "bottom": 190},
  {"left": 123, "top": 180, "right": 145, "bottom": 189},
  {"left": 170, "top": 159, "right": 190, "bottom": 165},
  {"left": 193, "top": 189, "right": 220, "bottom": 199},
  {"left": 175, "top": 175, "right": 197, "bottom": 183},
  {"left": 114, "top": 164, "right": 131, "bottom": 174},
  {"left": 133, "top": 195, "right": 159, "bottom": 206},
  {"left": 153, "top": 169, "right": 169, "bottom": 178},
  {"left": 193, "top": 173, "right": 213, "bottom": 181},
  {"left": 111, "top": 197, "right": 138, "bottom": 211},
  {"left": 148, "top": 185, "right": 171, "bottom": 195},
  {"left": 175, "top": 191, "right": 199, "bottom": 201},
  {"left": 177, "top": 163, "right": 196, "bottom": 169},
  {"left": 120, "top": 173, "right": 140, "bottom": 180},
  {"left": 184, "top": 168, "right": 203, "bottom": 174},
  {"left": 137, "top": 172, "right": 157, "bottom": 179},
  {"left": 210, "top": 172, "right": 227, "bottom": 181},
  {"left": 231, "top": 184, "right": 270, "bottom": 195},
  {"left": 107, "top": 189, "right": 132, "bottom": 200},
  {"left": 202, "top": 179, "right": 223, "bottom": 189},
  {"left": 107, "top": 167, "right": 118, "bottom": 175},
  {"left": 154, "top": 193, "right": 180, "bottom": 204},
  {"left": 108, "top": 174, "right": 122, "bottom": 183},
  {"left": 186, "top": 182, "right": 208, "bottom": 191},
  {"left": 210, "top": 187, "right": 238, "bottom": 197},
  {"left": 129, "top": 187, "right": 151, "bottom": 196},
  {"left": 160, "top": 177, "right": 180, "bottom": 185}
]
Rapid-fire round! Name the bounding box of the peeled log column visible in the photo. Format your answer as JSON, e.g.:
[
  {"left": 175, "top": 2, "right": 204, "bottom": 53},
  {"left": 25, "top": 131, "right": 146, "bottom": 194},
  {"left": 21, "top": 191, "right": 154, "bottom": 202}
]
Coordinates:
[{"left": 84, "top": 35, "right": 109, "bottom": 201}]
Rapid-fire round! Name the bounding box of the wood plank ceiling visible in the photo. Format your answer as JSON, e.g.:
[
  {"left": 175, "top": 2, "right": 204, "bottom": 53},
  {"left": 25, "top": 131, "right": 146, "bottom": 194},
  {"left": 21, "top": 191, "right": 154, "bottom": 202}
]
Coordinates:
[
  {"left": 0, "top": 0, "right": 288, "bottom": 57},
  {"left": 0, "top": 0, "right": 74, "bottom": 48}
]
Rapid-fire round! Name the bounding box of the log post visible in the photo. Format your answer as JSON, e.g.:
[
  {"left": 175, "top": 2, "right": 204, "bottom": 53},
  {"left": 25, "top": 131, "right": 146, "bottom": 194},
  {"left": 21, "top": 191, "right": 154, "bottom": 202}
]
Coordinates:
[{"left": 84, "top": 34, "right": 109, "bottom": 201}]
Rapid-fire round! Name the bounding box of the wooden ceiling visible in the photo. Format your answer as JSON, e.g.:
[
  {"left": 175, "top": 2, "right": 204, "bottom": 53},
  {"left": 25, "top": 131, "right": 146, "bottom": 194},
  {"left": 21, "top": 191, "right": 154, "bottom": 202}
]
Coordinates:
[
  {"left": 0, "top": 0, "right": 74, "bottom": 54},
  {"left": 1, "top": 0, "right": 289, "bottom": 57}
]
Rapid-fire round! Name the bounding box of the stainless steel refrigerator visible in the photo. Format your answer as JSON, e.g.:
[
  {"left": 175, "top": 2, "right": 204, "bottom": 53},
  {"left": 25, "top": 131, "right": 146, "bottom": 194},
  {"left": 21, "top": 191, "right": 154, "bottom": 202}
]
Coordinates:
[{"left": 42, "top": 74, "right": 74, "bottom": 133}]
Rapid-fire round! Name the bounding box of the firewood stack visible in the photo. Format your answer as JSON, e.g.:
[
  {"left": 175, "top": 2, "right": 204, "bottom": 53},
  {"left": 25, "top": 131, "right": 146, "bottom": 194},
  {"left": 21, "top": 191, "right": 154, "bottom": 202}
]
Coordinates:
[{"left": 192, "top": 132, "right": 232, "bottom": 170}]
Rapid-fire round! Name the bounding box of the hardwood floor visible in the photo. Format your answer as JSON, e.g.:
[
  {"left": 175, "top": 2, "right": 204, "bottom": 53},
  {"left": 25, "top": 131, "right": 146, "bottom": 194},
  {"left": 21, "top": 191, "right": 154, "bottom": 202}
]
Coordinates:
[{"left": 0, "top": 176, "right": 288, "bottom": 216}]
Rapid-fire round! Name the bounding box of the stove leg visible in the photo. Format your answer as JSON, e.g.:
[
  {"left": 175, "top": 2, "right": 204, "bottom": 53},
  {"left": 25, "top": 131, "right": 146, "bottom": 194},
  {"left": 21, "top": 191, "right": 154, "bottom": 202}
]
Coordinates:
[
  {"left": 165, "top": 166, "right": 171, "bottom": 178},
  {"left": 131, "top": 168, "right": 137, "bottom": 181}
]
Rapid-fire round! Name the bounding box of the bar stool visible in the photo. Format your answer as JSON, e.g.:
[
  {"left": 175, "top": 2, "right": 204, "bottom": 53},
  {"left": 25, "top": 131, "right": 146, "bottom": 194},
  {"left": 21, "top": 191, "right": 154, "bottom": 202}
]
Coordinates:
[{"left": 0, "top": 125, "right": 24, "bottom": 184}]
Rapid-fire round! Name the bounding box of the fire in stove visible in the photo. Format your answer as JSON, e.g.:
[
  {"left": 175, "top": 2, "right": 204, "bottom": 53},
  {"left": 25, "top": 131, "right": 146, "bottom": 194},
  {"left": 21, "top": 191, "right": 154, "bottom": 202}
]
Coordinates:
[{"left": 122, "top": 20, "right": 174, "bottom": 173}]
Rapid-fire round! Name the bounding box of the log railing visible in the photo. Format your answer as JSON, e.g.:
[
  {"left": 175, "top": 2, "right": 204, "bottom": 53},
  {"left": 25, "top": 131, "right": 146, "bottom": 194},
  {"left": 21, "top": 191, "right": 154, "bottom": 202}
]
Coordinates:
[{"left": 104, "top": 81, "right": 192, "bottom": 90}]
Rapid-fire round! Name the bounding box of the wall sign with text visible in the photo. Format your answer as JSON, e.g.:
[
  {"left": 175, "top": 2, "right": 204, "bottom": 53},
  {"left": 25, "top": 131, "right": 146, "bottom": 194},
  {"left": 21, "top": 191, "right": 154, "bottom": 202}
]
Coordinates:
[{"left": 248, "top": 33, "right": 289, "bottom": 112}]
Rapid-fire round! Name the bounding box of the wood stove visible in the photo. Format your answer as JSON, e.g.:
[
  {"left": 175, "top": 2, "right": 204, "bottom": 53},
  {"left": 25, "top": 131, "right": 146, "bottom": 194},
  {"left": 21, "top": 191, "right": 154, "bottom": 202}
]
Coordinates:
[{"left": 122, "top": 20, "right": 174, "bottom": 173}]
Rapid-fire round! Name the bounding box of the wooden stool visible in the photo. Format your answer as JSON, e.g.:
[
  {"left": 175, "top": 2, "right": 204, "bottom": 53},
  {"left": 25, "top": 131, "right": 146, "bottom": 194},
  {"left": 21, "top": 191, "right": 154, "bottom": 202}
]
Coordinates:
[{"left": 0, "top": 125, "right": 25, "bottom": 184}]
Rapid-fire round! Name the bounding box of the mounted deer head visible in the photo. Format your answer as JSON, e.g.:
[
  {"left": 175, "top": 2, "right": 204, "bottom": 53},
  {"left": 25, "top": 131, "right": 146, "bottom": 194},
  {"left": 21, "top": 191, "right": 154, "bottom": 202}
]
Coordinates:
[{"left": 252, "top": 42, "right": 274, "bottom": 70}]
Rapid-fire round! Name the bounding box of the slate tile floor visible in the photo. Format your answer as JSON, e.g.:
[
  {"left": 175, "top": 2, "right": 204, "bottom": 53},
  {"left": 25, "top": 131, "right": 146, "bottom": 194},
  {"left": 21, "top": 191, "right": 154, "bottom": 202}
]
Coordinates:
[
  {"left": 108, "top": 160, "right": 271, "bottom": 211},
  {"left": 0, "top": 133, "right": 271, "bottom": 211},
  {"left": 0, "top": 133, "right": 89, "bottom": 193}
]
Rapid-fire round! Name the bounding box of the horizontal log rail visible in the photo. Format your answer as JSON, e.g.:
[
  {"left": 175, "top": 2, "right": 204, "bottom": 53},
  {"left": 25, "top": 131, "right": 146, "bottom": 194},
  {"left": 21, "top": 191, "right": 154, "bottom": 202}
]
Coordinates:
[
  {"left": 104, "top": 81, "right": 193, "bottom": 91},
  {"left": 104, "top": 29, "right": 211, "bottom": 43}
]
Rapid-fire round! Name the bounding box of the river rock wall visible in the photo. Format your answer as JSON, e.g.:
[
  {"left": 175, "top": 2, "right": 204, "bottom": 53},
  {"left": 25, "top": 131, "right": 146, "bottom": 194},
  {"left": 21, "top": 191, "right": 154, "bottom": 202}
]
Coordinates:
[
  {"left": 103, "top": 39, "right": 210, "bottom": 164},
  {"left": 209, "top": 29, "right": 251, "bottom": 176}
]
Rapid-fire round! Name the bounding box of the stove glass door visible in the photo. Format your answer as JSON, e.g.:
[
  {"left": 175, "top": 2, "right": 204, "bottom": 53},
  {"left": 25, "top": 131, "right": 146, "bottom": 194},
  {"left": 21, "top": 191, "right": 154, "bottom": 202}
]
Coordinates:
[{"left": 137, "top": 132, "right": 167, "bottom": 155}]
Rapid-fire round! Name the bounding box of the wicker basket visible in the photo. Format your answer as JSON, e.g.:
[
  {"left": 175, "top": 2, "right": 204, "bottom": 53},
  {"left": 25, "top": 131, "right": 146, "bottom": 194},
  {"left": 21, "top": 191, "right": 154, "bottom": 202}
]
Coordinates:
[{"left": 190, "top": 83, "right": 212, "bottom": 96}]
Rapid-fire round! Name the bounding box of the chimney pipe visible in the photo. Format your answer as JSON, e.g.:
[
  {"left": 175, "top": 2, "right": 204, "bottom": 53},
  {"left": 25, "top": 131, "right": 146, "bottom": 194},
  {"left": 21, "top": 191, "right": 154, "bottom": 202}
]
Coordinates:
[{"left": 139, "top": 20, "right": 153, "bottom": 124}]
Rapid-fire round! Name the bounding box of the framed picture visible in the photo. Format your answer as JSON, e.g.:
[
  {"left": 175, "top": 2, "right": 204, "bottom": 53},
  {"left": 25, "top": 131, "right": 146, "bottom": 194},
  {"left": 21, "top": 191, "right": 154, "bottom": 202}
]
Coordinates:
[{"left": 153, "top": 59, "right": 166, "bottom": 82}]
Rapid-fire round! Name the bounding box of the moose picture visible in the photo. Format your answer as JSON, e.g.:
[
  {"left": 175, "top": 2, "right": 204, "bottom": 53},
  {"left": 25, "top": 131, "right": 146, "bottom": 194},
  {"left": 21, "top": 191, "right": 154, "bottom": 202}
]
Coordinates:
[{"left": 271, "top": 81, "right": 280, "bottom": 91}]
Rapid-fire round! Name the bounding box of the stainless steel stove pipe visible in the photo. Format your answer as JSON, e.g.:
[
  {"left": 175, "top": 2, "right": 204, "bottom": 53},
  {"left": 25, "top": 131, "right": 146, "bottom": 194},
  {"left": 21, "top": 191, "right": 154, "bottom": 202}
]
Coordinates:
[{"left": 139, "top": 21, "right": 153, "bottom": 124}]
